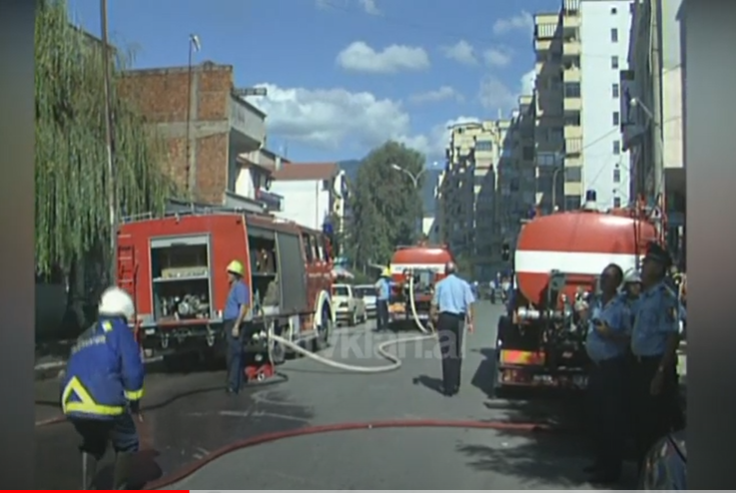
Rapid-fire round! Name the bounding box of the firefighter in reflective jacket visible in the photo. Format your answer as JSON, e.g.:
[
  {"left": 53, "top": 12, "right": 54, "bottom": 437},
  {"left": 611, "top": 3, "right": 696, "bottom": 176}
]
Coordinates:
[{"left": 60, "top": 286, "right": 145, "bottom": 489}]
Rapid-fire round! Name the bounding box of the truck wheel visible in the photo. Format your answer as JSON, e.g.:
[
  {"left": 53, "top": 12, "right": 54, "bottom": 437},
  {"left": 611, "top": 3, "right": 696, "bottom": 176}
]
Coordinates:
[{"left": 268, "top": 322, "right": 286, "bottom": 365}]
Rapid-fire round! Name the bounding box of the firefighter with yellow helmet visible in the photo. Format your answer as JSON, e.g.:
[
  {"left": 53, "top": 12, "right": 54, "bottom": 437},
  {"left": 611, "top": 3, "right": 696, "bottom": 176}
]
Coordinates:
[
  {"left": 60, "top": 286, "right": 144, "bottom": 489},
  {"left": 224, "top": 259, "right": 252, "bottom": 394}
]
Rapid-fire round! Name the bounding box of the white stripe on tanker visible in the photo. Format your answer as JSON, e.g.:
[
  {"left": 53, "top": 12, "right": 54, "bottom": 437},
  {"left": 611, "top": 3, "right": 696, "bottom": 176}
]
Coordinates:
[{"left": 515, "top": 250, "right": 641, "bottom": 276}]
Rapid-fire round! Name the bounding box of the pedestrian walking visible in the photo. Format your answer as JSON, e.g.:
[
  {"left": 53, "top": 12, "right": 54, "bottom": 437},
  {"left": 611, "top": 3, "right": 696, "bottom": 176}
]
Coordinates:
[
  {"left": 583, "top": 263, "right": 631, "bottom": 484},
  {"left": 430, "top": 261, "right": 475, "bottom": 396},
  {"left": 223, "top": 259, "right": 251, "bottom": 395},
  {"left": 60, "top": 286, "right": 145, "bottom": 489},
  {"left": 629, "top": 243, "right": 684, "bottom": 471},
  {"left": 374, "top": 268, "right": 391, "bottom": 332}
]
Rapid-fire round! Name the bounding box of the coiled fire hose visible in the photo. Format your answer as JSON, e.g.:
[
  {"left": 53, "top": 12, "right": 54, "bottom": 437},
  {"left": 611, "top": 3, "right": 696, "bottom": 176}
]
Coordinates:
[{"left": 266, "top": 273, "right": 436, "bottom": 373}]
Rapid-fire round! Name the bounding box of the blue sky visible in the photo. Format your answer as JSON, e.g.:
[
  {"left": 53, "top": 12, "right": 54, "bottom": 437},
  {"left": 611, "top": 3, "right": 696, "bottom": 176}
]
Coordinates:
[{"left": 68, "top": 0, "right": 559, "bottom": 164}]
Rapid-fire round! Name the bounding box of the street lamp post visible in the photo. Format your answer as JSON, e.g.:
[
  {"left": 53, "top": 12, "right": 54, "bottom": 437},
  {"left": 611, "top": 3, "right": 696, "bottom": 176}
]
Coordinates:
[
  {"left": 390, "top": 163, "right": 428, "bottom": 238},
  {"left": 100, "top": 0, "right": 116, "bottom": 283},
  {"left": 186, "top": 34, "right": 201, "bottom": 196}
]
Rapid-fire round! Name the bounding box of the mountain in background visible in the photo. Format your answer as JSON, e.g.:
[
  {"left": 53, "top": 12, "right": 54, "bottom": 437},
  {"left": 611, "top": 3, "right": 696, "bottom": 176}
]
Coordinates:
[{"left": 337, "top": 160, "right": 441, "bottom": 215}]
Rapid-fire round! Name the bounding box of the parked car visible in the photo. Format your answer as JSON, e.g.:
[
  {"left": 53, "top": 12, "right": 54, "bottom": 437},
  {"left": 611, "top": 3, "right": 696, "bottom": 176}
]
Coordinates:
[
  {"left": 332, "top": 284, "right": 367, "bottom": 326},
  {"left": 354, "top": 284, "right": 377, "bottom": 319},
  {"left": 639, "top": 429, "right": 686, "bottom": 490}
]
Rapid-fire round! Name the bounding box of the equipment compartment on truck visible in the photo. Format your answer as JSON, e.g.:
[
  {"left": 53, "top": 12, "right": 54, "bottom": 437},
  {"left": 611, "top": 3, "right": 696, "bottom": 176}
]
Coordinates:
[
  {"left": 247, "top": 227, "right": 280, "bottom": 312},
  {"left": 149, "top": 235, "right": 213, "bottom": 321}
]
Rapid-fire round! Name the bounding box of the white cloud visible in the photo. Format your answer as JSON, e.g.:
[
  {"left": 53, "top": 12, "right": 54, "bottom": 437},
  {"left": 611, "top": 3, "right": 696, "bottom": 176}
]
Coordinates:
[
  {"left": 409, "top": 86, "right": 464, "bottom": 104},
  {"left": 521, "top": 69, "right": 536, "bottom": 95},
  {"left": 483, "top": 47, "right": 512, "bottom": 67},
  {"left": 493, "top": 11, "right": 534, "bottom": 35},
  {"left": 478, "top": 70, "right": 536, "bottom": 114},
  {"left": 357, "top": 0, "right": 380, "bottom": 15},
  {"left": 440, "top": 40, "right": 477, "bottom": 65},
  {"left": 249, "top": 83, "right": 428, "bottom": 152},
  {"left": 315, "top": 0, "right": 379, "bottom": 14},
  {"left": 336, "top": 41, "right": 430, "bottom": 74}
]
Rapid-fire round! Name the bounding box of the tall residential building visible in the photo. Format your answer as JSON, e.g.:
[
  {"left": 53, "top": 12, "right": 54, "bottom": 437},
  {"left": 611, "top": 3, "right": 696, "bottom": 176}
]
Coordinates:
[
  {"left": 580, "top": 0, "right": 635, "bottom": 209},
  {"left": 438, "top": 110, "right": 536, "bottom": 279},
  {"left": 534, "top": 0, "right": 636, "bottom": 211},
  {"left": 623, "top": 0, "right": 685, "bottom": 258}
]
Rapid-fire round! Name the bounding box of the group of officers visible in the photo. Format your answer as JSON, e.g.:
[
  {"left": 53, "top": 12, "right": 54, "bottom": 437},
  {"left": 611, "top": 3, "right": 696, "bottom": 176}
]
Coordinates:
[{"left": 581, "top": 242, "right": 685, "bottom": 484}]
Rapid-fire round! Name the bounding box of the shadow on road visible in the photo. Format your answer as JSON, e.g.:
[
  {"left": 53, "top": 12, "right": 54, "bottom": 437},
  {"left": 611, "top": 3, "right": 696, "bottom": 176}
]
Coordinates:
[
  {"left": 470, "top": 347, "right": 498, "bottom": 398},
  {"left": 412, "top": 374, "right": 444, "bottom": 394},
  {"left": 35, "top": 376, "right": 313, "bottom": 489}
]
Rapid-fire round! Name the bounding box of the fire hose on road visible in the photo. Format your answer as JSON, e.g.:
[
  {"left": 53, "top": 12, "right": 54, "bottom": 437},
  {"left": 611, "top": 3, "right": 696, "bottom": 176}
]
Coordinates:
[
  {"left": 35, "top": 273, "right": 575, "bottom": 490},
  {"left": 266, "top": 274, "right": 436, "bottom": 373}
]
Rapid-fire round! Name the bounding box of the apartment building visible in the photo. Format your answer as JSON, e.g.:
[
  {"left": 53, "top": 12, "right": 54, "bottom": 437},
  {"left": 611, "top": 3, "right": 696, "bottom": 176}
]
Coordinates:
[
  {"left": 623, "top": 0, "right": 685, "bottom": 258},
  {"left": 438, "top": 112, "right": 536, "bottom": 278},
  {"left": 580, "top": 0, "right": 635, "bottom": 209},
  {"left": 534, "top": 0, "right": 637, "bottom": 211},
  {"left": 118, "top": 61, "right": 266, "bottom": 205}
]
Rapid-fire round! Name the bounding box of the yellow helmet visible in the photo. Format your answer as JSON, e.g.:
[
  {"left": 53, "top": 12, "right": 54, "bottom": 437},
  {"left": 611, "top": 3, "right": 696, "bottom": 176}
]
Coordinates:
[
  {"left": 226, "top": 260, "right": 245, "bottom": 276},
  {"left": 381, "top": 267, "right": 391, "bottom": 277}
]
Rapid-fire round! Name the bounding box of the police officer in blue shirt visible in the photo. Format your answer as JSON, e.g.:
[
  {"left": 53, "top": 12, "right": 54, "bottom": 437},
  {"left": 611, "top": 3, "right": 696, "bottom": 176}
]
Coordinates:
[
  {"left": 629, "top": 243, "right": 684, "bottom": 470},
  {"left": 61, "top": 286, "right": 145, "bottom": 489},
  {"left": 430, "top": 261, "right": 475, "bottom": 396},
  {"left": 583, "top": 263, "right": 631, "bottom": 484},
  {"left": 374, "top": 268, "right": 391, "bottom": 332},
  {"left": 224, "top": 260, "right": 251, "bottom": 395}
]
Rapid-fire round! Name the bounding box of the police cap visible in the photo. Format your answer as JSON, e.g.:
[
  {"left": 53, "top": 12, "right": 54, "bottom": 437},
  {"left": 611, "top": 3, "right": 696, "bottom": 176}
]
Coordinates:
[{"left": 643, "top": 242, "right": 672, "bottom": 268}]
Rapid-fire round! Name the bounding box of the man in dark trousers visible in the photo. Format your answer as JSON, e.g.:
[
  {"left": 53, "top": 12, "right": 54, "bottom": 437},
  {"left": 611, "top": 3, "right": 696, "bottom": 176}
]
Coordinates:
[
  {"left": 430, "top": 261, "right": 475, "bottom": 396},
  {"left": 224, "top": 259, "right": 251, "bottom": 395},
  {"left": 374, "top": 268, "right": 391, "bottom": 332},
  {"left": 629, "top": 243, "right": 684, "bottom": 471},
  {"left": 583, "top": 263, "right": 631, "bottom": 484}
]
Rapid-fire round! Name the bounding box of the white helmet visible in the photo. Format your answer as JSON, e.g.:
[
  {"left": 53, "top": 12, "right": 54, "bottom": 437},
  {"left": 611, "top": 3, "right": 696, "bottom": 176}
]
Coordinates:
[
  {"left": 624, "top": 268, "right": 642, "bottom": 284},
  {"left": 98, "top": 286, "right": 135, "bottom": 320}
]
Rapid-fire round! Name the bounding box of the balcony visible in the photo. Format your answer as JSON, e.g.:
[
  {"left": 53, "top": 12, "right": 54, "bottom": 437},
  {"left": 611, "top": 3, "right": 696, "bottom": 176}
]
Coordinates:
[
  {"left": 563, "top": 39, "right": 581, "bottom": 56},
  {"left": 255, "top": 188, "right": 283, "bottom": 212},
  {"left": 562, "top": 13, "right": 581, "bottom": 28},
  {"left": 535, "top": 38, "right": 553, "bottom": 52},
  {"left": 563, "top": 67, "right": 581, "bottom": 82},
  {"left": 564, "top": 125, "right": 583, "bottom": 139},
  {"left": 565, "top": 137, "right": 583, "bottom": 155},
  {"left": 229, "top": 95, "right": 266, "bottom": 149},
  {"left": 563, "top": 97, "right": 582, "bottom": 111}
]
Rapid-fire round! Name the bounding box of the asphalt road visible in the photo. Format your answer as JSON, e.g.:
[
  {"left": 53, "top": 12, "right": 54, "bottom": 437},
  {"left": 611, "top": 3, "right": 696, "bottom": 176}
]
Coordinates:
[{"left": 35, "top": 301, "right": 638, "bottom": 489}]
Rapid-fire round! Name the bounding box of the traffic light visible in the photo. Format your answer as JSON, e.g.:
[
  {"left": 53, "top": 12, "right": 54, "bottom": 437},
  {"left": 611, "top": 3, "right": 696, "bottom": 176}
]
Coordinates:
[{"left": 501, "top": 242, "right": 510, "bottom": 262}]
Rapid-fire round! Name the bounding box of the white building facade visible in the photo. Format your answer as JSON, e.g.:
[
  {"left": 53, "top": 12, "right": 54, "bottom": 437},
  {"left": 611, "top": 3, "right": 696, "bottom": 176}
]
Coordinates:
[{"left": 580, "top": 0, "right": 635, "bottom": 209}]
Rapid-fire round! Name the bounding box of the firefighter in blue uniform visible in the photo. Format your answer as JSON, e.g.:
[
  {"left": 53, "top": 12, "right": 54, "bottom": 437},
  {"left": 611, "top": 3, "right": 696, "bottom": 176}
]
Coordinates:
[
  {"left": 584, "top": 263, "right": 631, "bottom": 484},
  {"left": 430, "top": 261, "right": 475, "bottom": 396},
  {"left": 60, "top": 286, "right": 145, "bottom": 489},
  {"left": 629, "top": 243, "right": 684, "bottom": 472}
]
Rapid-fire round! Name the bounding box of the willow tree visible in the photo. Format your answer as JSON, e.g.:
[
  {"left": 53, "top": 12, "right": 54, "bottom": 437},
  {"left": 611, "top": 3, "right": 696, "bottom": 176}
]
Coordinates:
[{"left": 35, "top": 0, "right": 175, "bottom": 281}]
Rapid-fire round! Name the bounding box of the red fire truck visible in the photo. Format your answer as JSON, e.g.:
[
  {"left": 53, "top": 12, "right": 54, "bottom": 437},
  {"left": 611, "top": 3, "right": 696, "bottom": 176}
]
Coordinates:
[
  {"left": 496, "top": 199, "right": 659, "bottom": 392},
  {"left": 387, "top": 242, "right": 454, "bottom": 327},
  {"left": 116, "top": 205, "right": 335, "bottom": 368}
]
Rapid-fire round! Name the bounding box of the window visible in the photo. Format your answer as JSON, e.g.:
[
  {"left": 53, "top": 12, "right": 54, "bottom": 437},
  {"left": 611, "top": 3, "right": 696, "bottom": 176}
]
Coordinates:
[
  {"left": 565, "top": 166, "right": 582, "bottom": 182},
  {"left": 613, "top": 140, "right": 621, "bottom": 154},
  {"left": 611, "top": 28, "right": 618, "bottom": 42},
  {"left": 475, "top": 140, "right": 493, "bottom": 151},
  {"left": 611, "top": 56, "right": 619, "bottom": 69},
  {"left": 301, "top": 234, "right": 314, "bottom": 262},
  {"left": 613, "top": 111, "right": 620, "bottom": 126},
  {"left": 611, "top": 6, "right": 618, "bottom": 14},
  {"left": 564, "top": 82, "right": 581, "bottom": 98},
  {"left": 612, "top": 83, "right": 620, "bottom": 98},
  {"left": 613, "top": 168, "right": 621, "bottom": 182},
  {"left": 522, "top": 146, "right": 535, "bottom": 160},
  {"left": 564, "top": 113, "right": 581, "bottom": 126},
  {"left": 565, "top": 195, "right": 582, "bottom": 211},
  {"left": 613, "top": 197, "right": 622, "bottom": 208}
]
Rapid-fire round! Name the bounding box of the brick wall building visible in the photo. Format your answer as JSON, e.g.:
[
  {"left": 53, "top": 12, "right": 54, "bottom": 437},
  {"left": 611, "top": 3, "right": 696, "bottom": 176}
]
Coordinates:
[{"left": 118, "top": 61, "right": 266, "bottom": 204}]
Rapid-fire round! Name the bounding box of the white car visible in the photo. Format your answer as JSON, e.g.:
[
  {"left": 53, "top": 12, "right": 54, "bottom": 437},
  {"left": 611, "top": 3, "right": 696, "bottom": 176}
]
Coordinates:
[
  {"left": 332, "top": 284, "right": 367, "bottom": 326},
  {"left": 354, "top": 284, "right": 377, "bottom": 318}
]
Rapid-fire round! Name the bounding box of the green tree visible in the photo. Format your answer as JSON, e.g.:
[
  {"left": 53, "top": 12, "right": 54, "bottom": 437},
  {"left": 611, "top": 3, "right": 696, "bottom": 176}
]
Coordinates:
[
  {"left": 346, "top": 141, "right": 425, "bottom": 266},
  {"left": 35, "top": 0, "right": 175, "bottom": 279}
]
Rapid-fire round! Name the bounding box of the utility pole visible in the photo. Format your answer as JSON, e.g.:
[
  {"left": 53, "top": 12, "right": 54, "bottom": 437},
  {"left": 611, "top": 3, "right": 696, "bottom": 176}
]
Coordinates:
[
  {"left": 186, "top": 34, "right": 201, "bottom": 198},
  {"left": 650, "top": 0, "right": 664, "bottom": 211},
  {"left": 100, "top": 0, "right": 116, "bottom": 284}
]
